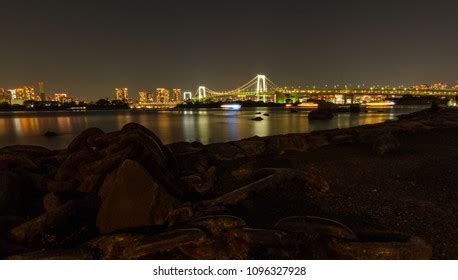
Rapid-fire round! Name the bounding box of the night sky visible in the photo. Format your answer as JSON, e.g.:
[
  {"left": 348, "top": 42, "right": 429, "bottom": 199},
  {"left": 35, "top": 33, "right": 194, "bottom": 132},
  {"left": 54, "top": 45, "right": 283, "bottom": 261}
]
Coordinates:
[{"left": 1, "top": 0, "right": 457, "bottom": 99}]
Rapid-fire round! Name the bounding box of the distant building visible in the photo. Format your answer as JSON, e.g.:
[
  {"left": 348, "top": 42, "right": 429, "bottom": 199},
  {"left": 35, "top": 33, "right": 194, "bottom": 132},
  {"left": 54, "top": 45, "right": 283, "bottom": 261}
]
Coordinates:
[
  {"left": 172, "top": 88, "right": 182, "bottom": 102},
  {"left": 156, "top": 88, "right": 169, "bottom": 103},
  {"left": 115, "top": 88, "right": 129, "bottom": 101},
  {"left": 0, "top": 88, "right": 7, "bottom": 102},
  {"left": 24, "top": 86, "right": 36, "bottom": 100},
  {"left": 431, "top": 82, "right": 447, "bottom": 90},
  {"left": 53, "top": 93, "right": 72, "bottom": 103},
  {"left": 38, "top": 81, "right": 46, "bottom": 101},
  {"left": 138, "top": 91, "right": 149, "bottom": 103}
]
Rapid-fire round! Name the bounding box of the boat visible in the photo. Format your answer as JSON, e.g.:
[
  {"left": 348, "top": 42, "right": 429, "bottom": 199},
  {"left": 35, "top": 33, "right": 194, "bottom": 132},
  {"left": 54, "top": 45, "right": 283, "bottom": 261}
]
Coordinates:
[
  {"left": 220, "top": 103, "right": 242, "bottom": 110},
  {"left": 67, "top": 106, "right": 87, "bottom": 111},
  {"left": 363, "top": 101, "right": 395, "bottom": 107},
  {"left": 297, "top": 102, "right": 318, "bottom": 108}
]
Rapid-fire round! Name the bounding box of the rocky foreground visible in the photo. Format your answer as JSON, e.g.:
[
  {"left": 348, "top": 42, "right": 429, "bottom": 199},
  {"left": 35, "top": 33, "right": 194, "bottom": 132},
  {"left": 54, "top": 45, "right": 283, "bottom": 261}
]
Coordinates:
[{"left": 0, "top": 108, "right": 457, "bottom": 259}]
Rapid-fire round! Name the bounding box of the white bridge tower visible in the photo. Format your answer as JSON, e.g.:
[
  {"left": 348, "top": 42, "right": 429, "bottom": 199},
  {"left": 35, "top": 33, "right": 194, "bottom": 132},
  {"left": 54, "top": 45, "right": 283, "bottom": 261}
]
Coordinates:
[
  {"left": 198, "top": 86, "right": 206, "bottom": 100},
  {"left": 256, "top": 74, "right": 267, "bottom": 101}
]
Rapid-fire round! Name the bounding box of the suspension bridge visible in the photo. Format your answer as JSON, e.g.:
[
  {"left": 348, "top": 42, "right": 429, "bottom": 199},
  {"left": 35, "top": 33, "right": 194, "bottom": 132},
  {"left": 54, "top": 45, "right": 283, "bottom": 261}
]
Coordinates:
[
  {"left": 191, "top": 74, "right": 280, "bottom": 102},
  {"left": 189, "top": 74, "right": 458, "bottom": 102}
]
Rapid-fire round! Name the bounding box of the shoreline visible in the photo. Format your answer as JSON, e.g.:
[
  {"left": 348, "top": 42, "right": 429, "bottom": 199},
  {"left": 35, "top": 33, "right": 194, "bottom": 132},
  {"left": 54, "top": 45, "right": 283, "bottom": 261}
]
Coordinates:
[{"left": 0, "top": 108, "right": 457, "bottom": 259}]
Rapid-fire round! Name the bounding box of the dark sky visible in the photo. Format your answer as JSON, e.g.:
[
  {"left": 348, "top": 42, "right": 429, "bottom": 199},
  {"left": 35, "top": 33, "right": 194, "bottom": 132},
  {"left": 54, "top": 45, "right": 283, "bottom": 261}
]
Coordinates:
[{"left": 1, "top": 0, "right": 457, "bottom": 99}]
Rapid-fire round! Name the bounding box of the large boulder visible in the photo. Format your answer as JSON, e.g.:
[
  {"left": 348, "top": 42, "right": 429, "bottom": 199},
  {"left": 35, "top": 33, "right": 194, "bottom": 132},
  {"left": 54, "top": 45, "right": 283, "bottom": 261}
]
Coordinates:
[
  {"left": 265, "top": 135, "right": 308, "bottom": 154},
  {"left": 232, "top": 140, "right": 266, "bottom": 156},
  {"left": 0, "top": 172, "right": 25, "bottom": 215},
  {"left": 308, "top": 110, "right": 334, "bottom": 120},
  {"left": 205, "top": 143, "right": 245, "bottom": 161},
  {"left": 372, "top": 132, "right": 400, "bottom": 156},
  {"left": 0, "top": 145, "right": 53, "bottom": 157},
  {"left": 304, "top": 166, "right": 331, "bottom": 193},
  {"left": 96, "top": 159, "right": 180, "bottom": 234}
]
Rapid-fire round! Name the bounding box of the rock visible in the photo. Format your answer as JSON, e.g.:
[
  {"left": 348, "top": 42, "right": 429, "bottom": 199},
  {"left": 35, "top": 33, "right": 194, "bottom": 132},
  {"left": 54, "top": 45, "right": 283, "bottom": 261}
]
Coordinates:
[
  {"left": 121, "top": 123, "right": 178, "bottom": 172},
  {"left": 350, "top": 104, "right": 361, "bottom": 113},
  {"left": 327, "top": 231, "right": 433, "bottom": 260},
  {"left": 230, "top": 162, "right": 255, "bottom": 179},
  {"left": 167, "top": 142, "right": 202, "bottom": 155},
  {"left": 331, "top": 134, "right": 356, "bottom": 145},
  {"left": 43, "top": 131, "right": 59, "bottom": 137},
  {"left": 1, "top": 238, "right": 26, "bottom": 257},
  {"left": 205, "top": 143, "right": 245, "bottom": 161},
  {"left": 67, "top": 127, "right": 104, "bottom": 152},
  {"left": 117, "top": 132, "right": 168, "bottom": 168},
  {"left": 0, "top": 172, "right": 24, "bottom": 215},
  {"left": 308, "top": 109, "right": 334, "bottom": 120},
  {"left": 176, "top": 153, "right": 209, "bottom": 175},
  {"left": 43, "top": 193, "right": 65, "bottom": 212},
  {"left": 79, "top": 143, "right": 142, "bottom": 176},
  {"left": 263, "top": 113, "right": 270, "bottom": 116},
  {"left": 85, "top": 229, "right": 207, "bottom": 259},
  {"left": 182, "top": 166, "right": 217, "bottom": 195},
  {"left": 373, "top": 132, "right": 400, "bottom": 156},
  {"left": 77, "top": 174, "right": 104, "bottom": 193},
  {"left": 9, "top": 199, "right": 97, "bottom": 245},
  {"left": 190, "top": 216, "right": 247, "bottom": 236},
  {"left": 201, "top": 168, "right": 309, "bottom": 208},
  {"left": 266, "top": 135, "right": 308, "bottom": 154},
  {"left": 275, "top": 216, "right": 356, "bottom": 240},
  {"left": 96, "top": 159, "right": 180, "bottom": 234},
  {"left": 0, "top": 215, "right": 27, "bottom": 234},
  {"left": 87, "top": 131, "right": 123, "bottom": 149},
  {"left": 304, "top": 166, "right": 331, "bottom": 192},
  {"left": 122, "top": 123, "right": 164, "bottom": 147},
  {"left": 84, "top": 233, "right": 146, "bottom": 259},
  {"left": 7, "top": 248, "right": 95, "bottom": 260},
  {"left": 55, "top": 150, "right": 102, "bottom": 181},
  {"left": 306, "top": 134, "right": 329, "bottom": 149},
  {"left": 46, "top": 178, "right": 80, "bottom": 193},
  {"left": 396, "top": 121, "right": 433, "bottom": 133},
  {"left": 180, "top": 175, "right": 203, "bottom": 187},
  {"left": 251, "top": 117, "right": 263, "bottom": 121},
  {"left": 0, "top": 154, "right": 40, "bottom": 171},
  {"left": 356, "top": 128, "right": 384, "bottom": 144},
  {"left": 0, "top": 145, "right": 53, "bottom": 157},
  {"left": 191, "top": 141, "right": 204, "bottom": 148},
  {"left": 232, "top": 140, "right": 266, "bottom": 156}
]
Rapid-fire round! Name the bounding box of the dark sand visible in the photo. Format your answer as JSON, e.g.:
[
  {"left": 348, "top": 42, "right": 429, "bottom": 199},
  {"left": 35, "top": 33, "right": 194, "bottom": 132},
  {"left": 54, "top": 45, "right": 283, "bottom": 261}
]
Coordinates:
[{"left": 230, "top": 128, "right": 458, "bottom": 259}]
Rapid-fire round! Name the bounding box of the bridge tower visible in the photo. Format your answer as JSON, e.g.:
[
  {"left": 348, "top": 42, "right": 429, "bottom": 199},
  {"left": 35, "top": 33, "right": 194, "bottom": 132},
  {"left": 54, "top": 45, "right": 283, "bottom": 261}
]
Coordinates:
[
  {"left": 256, "top": 74, "right": 267, "bottom": 101},
  {"left": 198, "top": 86, "right": 206, "bottom": 100}
]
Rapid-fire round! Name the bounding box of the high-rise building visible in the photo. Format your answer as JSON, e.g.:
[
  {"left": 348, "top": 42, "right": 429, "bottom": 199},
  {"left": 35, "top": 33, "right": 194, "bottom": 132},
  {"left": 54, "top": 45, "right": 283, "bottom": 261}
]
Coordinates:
[
  {"left": 14, "top": 88, "right": 25, "bottom": 100},
  {"left": 38, "top": 81, "right": 45, "bottom": 101},
  {"left": 0, "top": 88, "right": 6, "bottom": 102},
  {"left": 138, "top": 91, "right": 149, "bottom": 103},
  {"left": 156, "top": 88, "right": 169, "bottom": 103},
  {"left": 115, "top": 88, "right": 129, "bottom": 101},
  {"left": 54, "top": 93, "right": 72, "bottom": 103},
  {"left": 172, "top": 88, "right": 182, "bottom": 102},
  {"left": 24, "top": 86, "right": 36, "bottom": 100}
]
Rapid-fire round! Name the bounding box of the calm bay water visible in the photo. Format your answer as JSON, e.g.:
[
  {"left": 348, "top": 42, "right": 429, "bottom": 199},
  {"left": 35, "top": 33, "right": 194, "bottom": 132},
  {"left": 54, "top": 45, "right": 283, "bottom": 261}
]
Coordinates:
[{"left": 0, "top": 106, "right": 427, "bottom": 150}]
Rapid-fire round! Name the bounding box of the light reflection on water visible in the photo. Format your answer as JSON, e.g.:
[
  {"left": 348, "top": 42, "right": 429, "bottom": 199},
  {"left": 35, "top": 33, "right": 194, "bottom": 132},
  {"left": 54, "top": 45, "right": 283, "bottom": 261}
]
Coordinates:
[{"left": 0, "top": 106, "right": 427, "bottom": 150}]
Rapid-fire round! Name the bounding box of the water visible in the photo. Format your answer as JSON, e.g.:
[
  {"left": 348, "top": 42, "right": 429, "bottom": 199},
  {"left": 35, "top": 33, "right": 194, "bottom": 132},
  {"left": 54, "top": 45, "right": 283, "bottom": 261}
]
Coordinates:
[{"left": 0, "top": 106, "right": 427, "bottom": 150}]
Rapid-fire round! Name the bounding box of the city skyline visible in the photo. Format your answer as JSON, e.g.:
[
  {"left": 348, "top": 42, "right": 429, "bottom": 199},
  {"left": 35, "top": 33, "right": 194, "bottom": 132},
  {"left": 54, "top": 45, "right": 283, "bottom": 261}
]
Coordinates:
[
  {"left": 2, "top": 78, "right": 458, "bottom": 104},
  {"left": 1, "top": 0, "right": 458, "bottom": 99}
]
